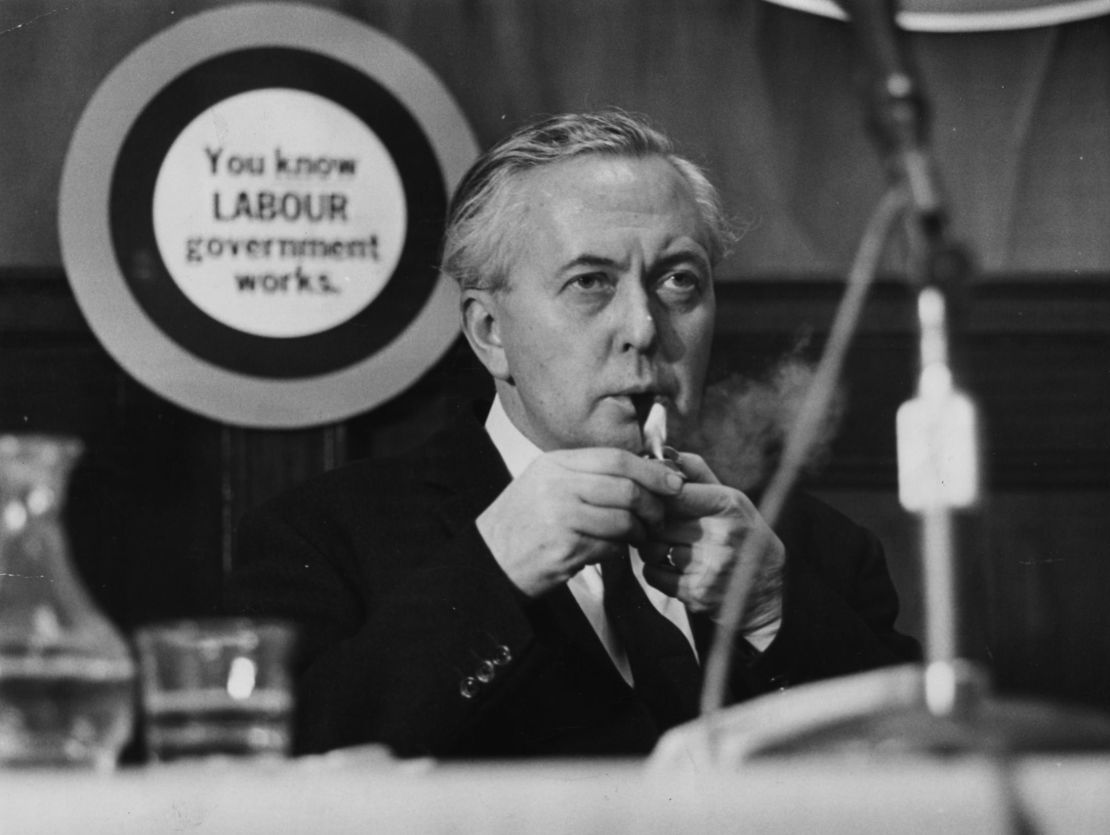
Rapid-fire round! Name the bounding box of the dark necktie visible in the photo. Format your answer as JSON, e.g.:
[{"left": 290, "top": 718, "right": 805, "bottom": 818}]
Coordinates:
[{"left": 601, "top": 552, "right": 702, "bottom": 731}]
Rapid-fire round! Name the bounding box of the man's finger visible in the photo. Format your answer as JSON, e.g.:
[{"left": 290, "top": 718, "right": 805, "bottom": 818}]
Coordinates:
[
  {"left": 575, "top": 473, "right": 666, "bottom": 529},
  {"left": 664, "top": 482, "right": 757, "bottom": 519},
  {"left": 640, "top": 541, "right": 691, "bottom": 570},
  {"left": 548, "top": 448, "right": 686, "bottom": 495},
  {"left": 671, "top": 451, "right": 721, "bottom": 485},
  {"left": 570, "top": 504, "right": 649, "bottom": 544}
]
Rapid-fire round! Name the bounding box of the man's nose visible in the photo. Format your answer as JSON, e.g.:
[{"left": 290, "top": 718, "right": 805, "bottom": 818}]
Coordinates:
[{"left": 616, "top": 282, "right": 658, "bottom": 353}]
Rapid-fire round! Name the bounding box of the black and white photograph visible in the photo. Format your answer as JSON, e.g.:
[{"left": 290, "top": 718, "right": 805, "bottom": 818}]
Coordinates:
[{"left": 2, "top": 0, "right": 1110, "bottom": 830}]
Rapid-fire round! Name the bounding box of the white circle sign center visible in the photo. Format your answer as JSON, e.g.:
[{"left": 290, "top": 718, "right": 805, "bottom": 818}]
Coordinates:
[{"left": 152, "top": 88, "right": 407, "bottom": 339}]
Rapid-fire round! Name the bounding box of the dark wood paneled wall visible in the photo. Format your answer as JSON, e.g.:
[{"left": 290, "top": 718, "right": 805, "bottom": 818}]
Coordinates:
[
  {"left": 1, "top": 268, "right": 489, "bottom": 623},
  {"left": 4, "top": 268, "right": 1109, "bottom": 712}
]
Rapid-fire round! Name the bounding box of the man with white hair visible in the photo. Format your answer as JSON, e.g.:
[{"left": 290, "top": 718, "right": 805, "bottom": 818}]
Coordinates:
[{"left": 231, "top": 110, "right": 918, "bottom": 758}]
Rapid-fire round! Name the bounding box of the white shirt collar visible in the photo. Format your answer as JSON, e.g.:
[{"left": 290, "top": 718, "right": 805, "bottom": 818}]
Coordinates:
[{"left": 484, "top": 394, "right": 543, "bottom": 480}]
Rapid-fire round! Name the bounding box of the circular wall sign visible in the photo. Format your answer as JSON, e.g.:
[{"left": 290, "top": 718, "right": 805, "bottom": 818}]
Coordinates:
[{"left": 59, "top": 4, "right": 477, "bottom": 427}]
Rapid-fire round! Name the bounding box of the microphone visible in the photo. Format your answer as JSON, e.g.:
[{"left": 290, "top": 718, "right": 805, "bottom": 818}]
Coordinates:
[
  {"left": 831, "top": 0, "right": 944, "bottom": 225},
  {"left": 831, "top": 0, "right": 973, "bottom": 293}
]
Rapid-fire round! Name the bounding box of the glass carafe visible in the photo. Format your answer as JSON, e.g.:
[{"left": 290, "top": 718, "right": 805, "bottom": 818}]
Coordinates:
[{"left": 0, "top": 435, "right": 134, "bottom": 769}]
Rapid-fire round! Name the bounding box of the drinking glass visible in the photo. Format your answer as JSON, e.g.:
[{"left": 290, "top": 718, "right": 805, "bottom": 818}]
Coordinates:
[{"left": 135, "top": 619, "right": 296, "bottom": 763}]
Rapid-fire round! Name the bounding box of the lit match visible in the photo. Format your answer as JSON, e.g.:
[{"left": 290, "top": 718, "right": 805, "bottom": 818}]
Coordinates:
[{"left": 643, "top": 397, "right": 667, "bottom": 461}]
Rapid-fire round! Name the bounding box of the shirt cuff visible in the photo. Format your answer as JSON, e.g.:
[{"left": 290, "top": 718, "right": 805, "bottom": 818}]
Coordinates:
[{"left": 742, "top": 617, "right": 782, "bottom": 653}]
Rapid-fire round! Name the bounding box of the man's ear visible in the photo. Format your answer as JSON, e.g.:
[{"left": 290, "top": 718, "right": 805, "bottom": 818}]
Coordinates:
[{"left": 461, "top": 289, "right": 511, "bottom": 381}]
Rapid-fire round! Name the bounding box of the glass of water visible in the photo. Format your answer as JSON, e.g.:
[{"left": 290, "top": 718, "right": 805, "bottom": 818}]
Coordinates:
[{"left": 135, "top": 619, "right": 297, "bottom": 763}]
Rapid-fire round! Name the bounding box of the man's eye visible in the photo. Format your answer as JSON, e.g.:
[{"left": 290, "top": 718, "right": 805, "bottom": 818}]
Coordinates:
[
  {"left": 569, "top": 273, "right": 611, "bottom": 292},
  {"left": 659, "top": 271, "right": 702, "bottom": 295}
]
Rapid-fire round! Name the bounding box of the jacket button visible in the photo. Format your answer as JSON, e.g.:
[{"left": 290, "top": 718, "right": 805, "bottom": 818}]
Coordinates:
[
  {"left": 492, "top": 644, "right": 512, "bottom": 666},
  {"left": 459, "top": 676, "right": 480, "bottom": 699},
  {"left": 476, "top": 660, "right": 496, "bottom": 683},
  {"left": 768, "top": 674, "right": 790, "bottom": 692}
]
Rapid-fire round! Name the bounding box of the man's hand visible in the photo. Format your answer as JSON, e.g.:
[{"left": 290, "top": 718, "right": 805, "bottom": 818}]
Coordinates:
[
  {"left": 640, "top": 452, "right": 784, "bottom": 630},
  {"left": 477, "top": 448, "right": 687, "bottom": 598}
]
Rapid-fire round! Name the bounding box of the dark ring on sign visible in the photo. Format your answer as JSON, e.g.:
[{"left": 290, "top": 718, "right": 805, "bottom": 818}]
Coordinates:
[{"left": 109, "top": 47, "right": 446, "bottom": 379}]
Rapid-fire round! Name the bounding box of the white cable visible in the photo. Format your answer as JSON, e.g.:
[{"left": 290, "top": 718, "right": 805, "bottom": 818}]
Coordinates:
[{"left": 699, "top": 185, "right": 910, "bottom": 731}]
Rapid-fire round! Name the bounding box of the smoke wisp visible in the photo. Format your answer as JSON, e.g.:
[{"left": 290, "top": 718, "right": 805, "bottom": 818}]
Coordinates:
[{"left": 685, "top": 349, "right": 845, "bottom": 494}]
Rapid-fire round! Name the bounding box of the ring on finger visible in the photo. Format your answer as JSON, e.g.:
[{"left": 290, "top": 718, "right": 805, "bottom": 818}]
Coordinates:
[{"left": 664, "top": 545, "right": 677, "bottom": 569}]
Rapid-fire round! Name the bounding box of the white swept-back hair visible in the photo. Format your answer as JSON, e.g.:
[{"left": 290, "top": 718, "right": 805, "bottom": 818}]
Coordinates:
[{"left": 441, "top": 109, "right": 735, "bottom": 292}]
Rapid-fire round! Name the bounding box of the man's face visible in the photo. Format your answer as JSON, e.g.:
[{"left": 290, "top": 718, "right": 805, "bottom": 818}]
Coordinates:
[{"left": 481, "top": 154, "right": 716, "bottom": 452}]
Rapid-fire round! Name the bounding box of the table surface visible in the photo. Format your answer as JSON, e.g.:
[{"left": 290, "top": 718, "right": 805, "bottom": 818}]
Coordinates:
[{"left": 2, "top": 751, "right": 1110, "bottom": 835}]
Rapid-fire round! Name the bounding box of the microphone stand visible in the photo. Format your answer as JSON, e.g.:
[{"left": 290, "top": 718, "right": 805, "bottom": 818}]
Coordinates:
[
  {"left": 825, "top": 0, "right": 1110, "bottom": 754},
  {"left": 892, "top": 146, "right": 984, "bottom": 721}
]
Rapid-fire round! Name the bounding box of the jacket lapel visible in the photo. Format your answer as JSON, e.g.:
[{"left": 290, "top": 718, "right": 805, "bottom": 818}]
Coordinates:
[
  {"left": 419, "top": 403, "right": 633, "bottom": 694},
  {"left": 421, "top": 402, "right": 513, "bottom": 534}
]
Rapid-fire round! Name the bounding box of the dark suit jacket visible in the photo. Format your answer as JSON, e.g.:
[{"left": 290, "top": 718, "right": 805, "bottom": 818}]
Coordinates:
[{"left": 228, "top": 406, "right": 920, "bottom": 759}]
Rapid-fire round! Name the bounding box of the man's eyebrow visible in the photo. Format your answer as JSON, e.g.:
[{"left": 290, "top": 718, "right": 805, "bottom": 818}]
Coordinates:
[
  {"left": 654, "top": 249, "right": 710, "bottom": 272},
  {"left": 558, "top": 250, "right": 709, "bottom": 272},
  {"left": 557, "top": 254, "right": 624, "bottom": 273}
]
